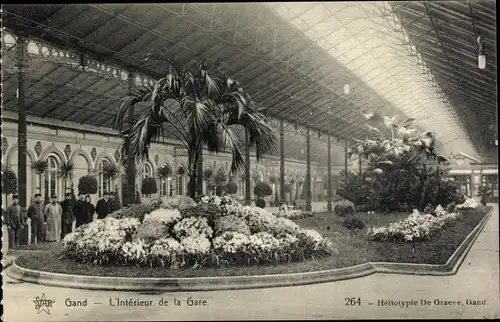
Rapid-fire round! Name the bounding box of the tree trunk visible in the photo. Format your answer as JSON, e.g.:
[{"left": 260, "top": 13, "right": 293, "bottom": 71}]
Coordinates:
[{"left": 419, "top": 164, "right": 428, "bottom": 210}]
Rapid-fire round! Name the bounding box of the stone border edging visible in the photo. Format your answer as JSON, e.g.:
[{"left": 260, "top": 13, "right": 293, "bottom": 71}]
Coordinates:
[{"left": 6, "top": 207, "right": 493, "bottom": 292}]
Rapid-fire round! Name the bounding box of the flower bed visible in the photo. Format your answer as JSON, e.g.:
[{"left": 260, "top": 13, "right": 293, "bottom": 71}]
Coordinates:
[
  {"left": 273, "top": 204, "right": 311, "bottom": 220},
  {"left": 63, "top": 195, "right": 333, "bottom": 269},
  {"left": 366, "top": 206, "right": 461, "bottom": 242},
  {"left": 456, "top": 197, "right": 480, "bottom": 210}
]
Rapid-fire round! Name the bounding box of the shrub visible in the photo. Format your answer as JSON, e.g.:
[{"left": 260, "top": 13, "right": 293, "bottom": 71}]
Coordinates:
[
  {"left": 446, "top": 202, "right": 456, "bottom": 213},
  {"left": 141, "top": 177, "right": 158, "bottom": 196},
  {"left": 161, "top": 195, "right": 197, "bottom": 212},
  {"left": 334, "top": 200, "right": 355, "bottom": 217},
  {"left": 254, "top": 182, "right": 272, "bottom": 198},
  {"left": 78, "top": 175, "right": 98, "bottom": 195},
  {"left": 183, "top": 204, "right": 223, "bottom": 224},
  {"left": 214, "top": 215, "right": 251, "bottom": 235},
  {"left": 215, "top": 185, "right": 226, "bottom": 196},
  {"left": 110, "top": 203, "right": 158, "bottom": 222},
  {"left": 255, "top": 198, "right": 266, "bottom": 208},
  {"left": 342, "top": 214, "right": 365, "bottom": 234},
  {"left": 2, "top": 167, "right": 17, "bottom": 198},
  {"left": 136, "top": 220, "right": 169, "bottom": 241},
  {"left": 226, "top": 182, "right": 238, "bottom": 194}
]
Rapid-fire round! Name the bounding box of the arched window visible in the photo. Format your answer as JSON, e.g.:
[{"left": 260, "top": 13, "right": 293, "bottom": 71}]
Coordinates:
[
  {"left": 176, "top": 166, "right": 185, "bottom": 195},
  {"left": 44, "top": 154, "right": 61, "bottom": 201},
  {"left": 142, "top": 163, "right": 153, "bottom": 179},
  {"left": 98, "top": 160, "right": 112, "bottom": 198}
]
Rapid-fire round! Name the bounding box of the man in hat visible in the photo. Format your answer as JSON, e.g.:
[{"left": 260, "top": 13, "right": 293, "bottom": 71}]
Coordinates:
[
  {"left": 73, "top": 192, "right": 87, "bottom": 228},
  {"left": 95, "top": 192, "right": 111, "bottom": 219},
  {"left": 5, "top": 194, "right": 23, "bottom": 249},
  {"left": 27, "top": 193, "right": 45, "bottom": 244},
  {"left": 45, "top": 194, "right": 62, "bottom": 242},
  {"left": 109, "top": 192, "right": 122, "bottom": 214},
  {"left": 60, "top": 192, "right": 76, "bottom": 238}
]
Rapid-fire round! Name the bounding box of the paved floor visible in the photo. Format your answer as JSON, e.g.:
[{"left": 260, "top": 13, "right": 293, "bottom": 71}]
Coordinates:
[{"left": 3, "top": 205, "right": 499, "bottom": 321}]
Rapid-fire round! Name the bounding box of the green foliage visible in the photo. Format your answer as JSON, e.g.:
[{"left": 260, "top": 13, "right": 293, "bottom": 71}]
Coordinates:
[
  {"left": 112, "top": 55, "right": 277, "bottom": 199},
  {"left": 157, "top": 164, "right": 172, "bottom": 179},
  {"left": 183, "top": 204, "right": 223, "bottom": 224},
  {"left": 334, "top": 200, "right": 355, "bottom": 217},
  {"left": 110, "top": 203, "right": 158, "bottom": 222},
  {"left": 255, "top": 198, "right": 266, "bottom": 208},
  {"left": 102, "top": 162, "right": 119, "bottom": 180},
  {"left": 254, "top": 182, "right": 272, "bottom": 197},
  {"left": 58, "top": 160, "right": 74, "bottom": 178},
  {"left": 225, "top": 182, "right": 238, "bottom": 194},
  {"left": 31, "top": 160, "right": 49, "bottom": 175},
  {"left": 78, "top": 175, "right": 98, "bottom": 195},
  {"left": 141, "top": 177, "right": 158, "bottom": 196},
  {"left": 342, "top": 214, "right": 365, "bottom": 232},
  {"left": 446, "top": 202, "right": 456, "bottom": 213},
  {"left": 339, "top": 116, "right": 465, "bottom": 212},
  {"left": 2, "top": 167, "right": 17, "bottom": 196}
]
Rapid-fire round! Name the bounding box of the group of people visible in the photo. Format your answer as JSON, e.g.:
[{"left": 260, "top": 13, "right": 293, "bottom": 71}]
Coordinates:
[{"left": 4, "top": 191, "right": 121, "bottom": 248}]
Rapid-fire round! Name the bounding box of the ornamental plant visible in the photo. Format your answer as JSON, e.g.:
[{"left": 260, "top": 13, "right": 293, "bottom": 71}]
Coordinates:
[
  {"left": 334, "top": 200, "right": 355, "bottom": 217},
  {"left": 141, "top": 177, "right": 158, "bottom": 197},
  {"left": 340, "top": 113, "right": 463, "bottom": 212},
  {"left": 2, "top": 167, "right": 17, "bottom": 202},
  {"left": 112, "top": 54, "right": 277, "bottom": 199},
  {"left": 78, "top": 175, "right": 98, "bottom": 195},
  {"left": 254, "top": 182, "right": 272, "bottom": 198},
  {"left": 226, "top": 182, "right": 238, "bottom": 194}
]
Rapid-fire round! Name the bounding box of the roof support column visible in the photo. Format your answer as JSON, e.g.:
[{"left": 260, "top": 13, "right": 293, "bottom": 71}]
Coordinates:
[
  {"left": 17, "top": 33, "right": 28, "bottom": 208},
  {"left": 344, "top": 139, "right": 349, "bottom": 175},
  {"left": 279, "top": 119, "right": 286, "bottom": 205},
  {"left": 244, "top": 129, "right": 251, "bottom": 206},
  {"left": 126, "top": 70, "right": 137, "bottom": 206},
  {"left": 359, "top": 156, "right": 362, "bottom": 173},
  {"left": 327, "top": 135, "right": 333, "bottom": 212},
  {"left": 305, "top": 128, "right": 312, "bottom": 212}
]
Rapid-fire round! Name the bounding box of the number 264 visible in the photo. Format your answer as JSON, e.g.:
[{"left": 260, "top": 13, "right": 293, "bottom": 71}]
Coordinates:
[{"left": 345, "top": 297, "right": 361, "bottom": 306}]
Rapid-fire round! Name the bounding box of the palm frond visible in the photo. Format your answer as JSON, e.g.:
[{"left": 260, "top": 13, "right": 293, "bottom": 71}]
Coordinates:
[{"left": 58, "top": 160, "right": 74, "bottom": 178}]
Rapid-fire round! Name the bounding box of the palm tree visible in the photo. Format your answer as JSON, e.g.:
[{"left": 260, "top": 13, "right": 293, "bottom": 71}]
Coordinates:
[
  {"left": 113, "top": 53, "right": 277, "bottom": 198},
  {"left": 58, "top": 160, "right": 74, "bottom": 194}
]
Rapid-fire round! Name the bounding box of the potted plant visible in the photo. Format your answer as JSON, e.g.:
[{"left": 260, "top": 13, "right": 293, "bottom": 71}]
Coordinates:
[
  {"left": 254, "top": 182, "right": 272, "bottom": 208},
  {"left": 31, "top": 160, "right": 49, "bottom": 195},
  {"left": 58, "top": 160, "right": 74, "bottom": 194},
  {"left": 157, "top": 164, "right": 172, "bottom": 196},
  {"left": 78, "top": 175, "right": 98, "bottom": 195}
]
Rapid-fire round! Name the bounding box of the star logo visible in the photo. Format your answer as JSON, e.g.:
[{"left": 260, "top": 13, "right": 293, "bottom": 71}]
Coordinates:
[{"left": 33, "top": 293, "right": 55, "bottom": 315}]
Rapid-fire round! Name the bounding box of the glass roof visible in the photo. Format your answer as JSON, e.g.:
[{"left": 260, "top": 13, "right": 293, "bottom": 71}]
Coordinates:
[{"left": 265, "top": 1, "right": 480, "bottom": 159}]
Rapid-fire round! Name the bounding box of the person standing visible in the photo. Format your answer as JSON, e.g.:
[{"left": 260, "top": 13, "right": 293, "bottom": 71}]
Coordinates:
[
  {"left": 45, "top": 194, "right": 62, "bottom": 242},
  {"left": 5, "top": 195, "right": 23, "bottom": 249},
  {"left": 95, "top": 192, "right": 111, "bottom": 219},
  {"left": 84, "top": 195, "right": 95, "bottom": 224},
  {"left": 27, "top": 193, "right": 45, "bottom": 244},
  {"left": 73, "top": 192, "right": 86, "bottom": 228},
  {"left": 60, "top": 192, "right": 76, "bottom": 239},
  {"left": 109, "top": 192, "right": 122, "bottom": 214}
]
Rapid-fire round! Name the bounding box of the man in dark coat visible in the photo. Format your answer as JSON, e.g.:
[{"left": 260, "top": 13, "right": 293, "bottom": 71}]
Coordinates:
[
  {"left": 95, "top": 192, "right": 111, "bottom": 219},
  {"left": 84, "top": 195, "right": 95, "bottom": 223},
  {"left": 73, "top": 192, "right": 87, "bottom": 228},
  {"left": 60, "top": 192, "right": 75, "bottom": 239},
  {"left": 5, "top": 195, "right": 24, "bottom": 249},
  {"left": 109, "top": 192, "right": 122, "bottom": 214},
  {"left": 27, "top": 193, "right": 45, "bottom": 244}
]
